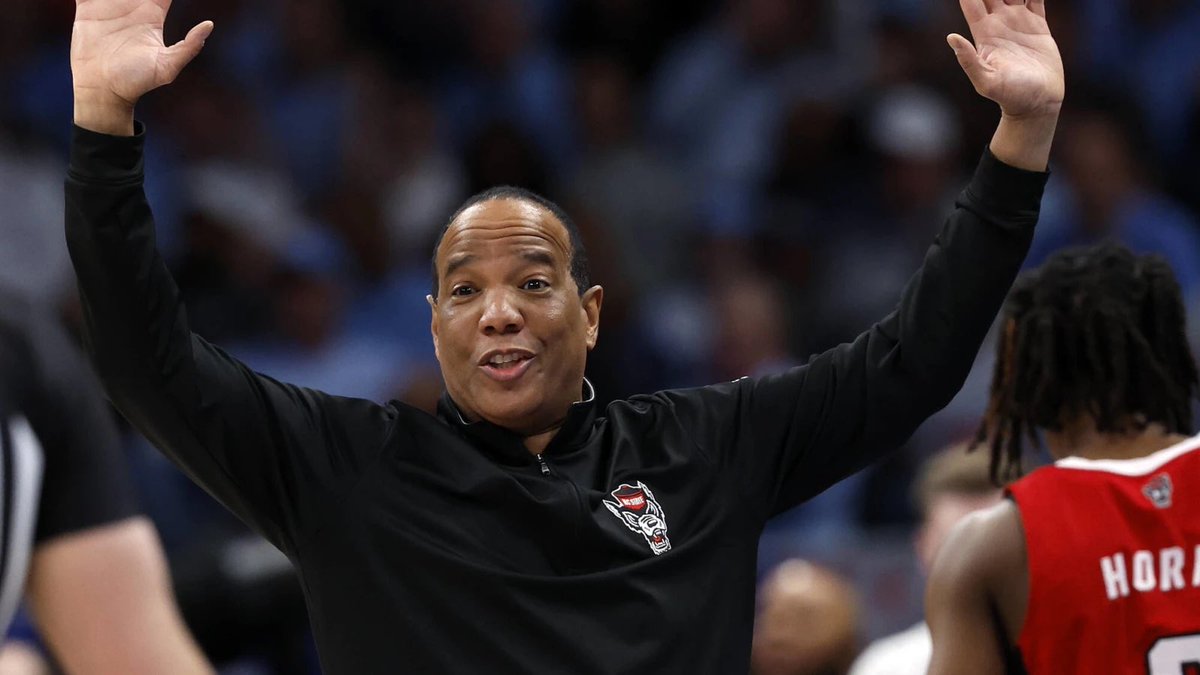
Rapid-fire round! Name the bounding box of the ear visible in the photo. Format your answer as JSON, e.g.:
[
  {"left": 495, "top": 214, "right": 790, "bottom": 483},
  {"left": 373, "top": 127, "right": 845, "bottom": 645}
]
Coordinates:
[
  {"left": 581, "top": 285, "right": 604, "bottom": 350},
  {"left": 622, "top": 511, "right": 641, "bottom": 529},
  {"left": 428, "top": 294, "right": 441, "bottom": 361}
]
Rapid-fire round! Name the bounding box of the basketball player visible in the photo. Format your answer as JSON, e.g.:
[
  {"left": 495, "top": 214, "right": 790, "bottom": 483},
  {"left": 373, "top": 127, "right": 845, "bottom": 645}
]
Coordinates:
[{"left": 926, "top": 242, "right": 1200, "bottom": 673}]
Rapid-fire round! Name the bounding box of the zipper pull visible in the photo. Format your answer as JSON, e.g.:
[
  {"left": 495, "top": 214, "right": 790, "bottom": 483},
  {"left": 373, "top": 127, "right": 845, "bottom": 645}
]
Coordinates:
[{"left": 535, "top": 453, "right": 551, "bottom": 476}]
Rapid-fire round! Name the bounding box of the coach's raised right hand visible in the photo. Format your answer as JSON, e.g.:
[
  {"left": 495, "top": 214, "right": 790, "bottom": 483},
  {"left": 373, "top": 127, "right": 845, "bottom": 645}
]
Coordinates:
[{"left": 71, "top": 0, "right": 213, "bottom": 136}]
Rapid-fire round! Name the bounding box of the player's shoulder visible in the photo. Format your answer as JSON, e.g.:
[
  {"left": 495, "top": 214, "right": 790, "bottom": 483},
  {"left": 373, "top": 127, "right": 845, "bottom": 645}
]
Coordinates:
[
  {"left": 925, "top": 501, "right": 1027, "bottom": 664},
  {"left": 931, "top": 499, "right": 1025, "bottom": 593}
]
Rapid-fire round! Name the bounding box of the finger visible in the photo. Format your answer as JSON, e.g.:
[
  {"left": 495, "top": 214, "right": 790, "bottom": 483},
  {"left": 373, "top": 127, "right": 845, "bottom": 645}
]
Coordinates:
[
  {"left": 1028, "top": 0, "right": 1046, "bottom": 17},
  {"left": 947, "top": 33, "right": 994, "bottom": 90},
  {"left": 160, "top": 20, "right": 213, "bottom": 85},
  {"left": 959, "top": 0, "right": 987, "bottom": 23},
  {"left": 981, "top": 0, "right": 1004, "bottom": 12},
  {"left": 947, "top": 33, "right": 976, "bottom": 57}
]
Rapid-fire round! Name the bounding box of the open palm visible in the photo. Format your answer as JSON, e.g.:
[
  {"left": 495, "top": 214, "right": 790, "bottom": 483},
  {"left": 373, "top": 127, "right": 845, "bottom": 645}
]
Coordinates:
[
  {"left": 72, "top": 0, "right": 212, "bottom": 107},
  {"left": 951, "top": 0, "right": 1064, "bottom": 118}
]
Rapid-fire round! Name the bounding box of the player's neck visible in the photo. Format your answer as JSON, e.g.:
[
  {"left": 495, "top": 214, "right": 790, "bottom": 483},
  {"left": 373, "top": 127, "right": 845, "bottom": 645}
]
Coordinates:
[{"left": 1046, "top": 421, "right": 1190, "bottom": 462}]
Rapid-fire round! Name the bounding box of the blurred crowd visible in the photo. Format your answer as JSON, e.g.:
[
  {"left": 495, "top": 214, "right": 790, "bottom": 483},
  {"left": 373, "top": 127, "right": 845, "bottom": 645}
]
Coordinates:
[{"left": 2, "top": 0, "right": 1199, "bottom": 672}]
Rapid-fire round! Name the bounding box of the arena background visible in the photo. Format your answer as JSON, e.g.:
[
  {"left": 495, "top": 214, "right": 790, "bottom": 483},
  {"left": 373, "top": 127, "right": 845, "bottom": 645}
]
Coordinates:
[{"left": 2, "top": 0, "right": 1199, "bottom": 671}]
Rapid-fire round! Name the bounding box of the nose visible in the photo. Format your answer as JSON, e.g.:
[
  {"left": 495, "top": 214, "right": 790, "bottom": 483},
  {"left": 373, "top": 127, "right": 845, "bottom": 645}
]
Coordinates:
[{"left": 479, "top": 289, "right": 524, "bottom": 336}]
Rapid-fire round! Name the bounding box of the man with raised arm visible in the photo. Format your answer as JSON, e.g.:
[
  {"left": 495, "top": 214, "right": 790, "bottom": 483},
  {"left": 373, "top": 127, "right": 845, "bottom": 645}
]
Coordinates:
[{"left": 65, "top": 0, "right": 1063, "bottom": 672}]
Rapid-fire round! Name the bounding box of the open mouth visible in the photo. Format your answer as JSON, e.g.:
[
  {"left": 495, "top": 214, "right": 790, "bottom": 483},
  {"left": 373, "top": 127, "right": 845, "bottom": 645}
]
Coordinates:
[{"left": 480, "top": 352, "right": 535, "bottom": 382}]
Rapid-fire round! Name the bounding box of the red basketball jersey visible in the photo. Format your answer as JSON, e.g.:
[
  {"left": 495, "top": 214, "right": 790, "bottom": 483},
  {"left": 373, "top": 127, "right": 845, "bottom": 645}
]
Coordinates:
[{"left": 1009, "top": 435, "right": 1200, "bottom": 675}]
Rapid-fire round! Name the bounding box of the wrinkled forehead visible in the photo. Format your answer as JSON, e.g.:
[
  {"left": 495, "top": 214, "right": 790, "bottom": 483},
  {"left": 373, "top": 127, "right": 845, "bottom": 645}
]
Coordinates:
[{"left": 437, "top": 199, "right": 572, "bottom": 269}]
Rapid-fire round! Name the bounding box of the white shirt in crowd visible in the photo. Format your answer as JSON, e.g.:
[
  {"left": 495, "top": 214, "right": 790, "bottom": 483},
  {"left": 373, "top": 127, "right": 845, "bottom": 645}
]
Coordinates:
[{"left": 848, "top": 621, "right": 931, "bottom": 675}]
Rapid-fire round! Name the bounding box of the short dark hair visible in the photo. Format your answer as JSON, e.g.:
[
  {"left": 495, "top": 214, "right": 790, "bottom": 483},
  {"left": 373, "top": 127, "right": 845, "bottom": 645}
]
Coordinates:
[
  {"left": 975, "top": 241, "right": 1199, "bottom": 484},
  {"left": 429, "top": 186, "right": 590, "bottom": 298}
]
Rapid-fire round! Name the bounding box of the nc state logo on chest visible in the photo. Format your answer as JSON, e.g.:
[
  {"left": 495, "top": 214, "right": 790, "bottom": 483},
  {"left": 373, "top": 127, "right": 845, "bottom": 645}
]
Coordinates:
[{"left": 603, "top": 481, "right": 672, "bottom": 555}]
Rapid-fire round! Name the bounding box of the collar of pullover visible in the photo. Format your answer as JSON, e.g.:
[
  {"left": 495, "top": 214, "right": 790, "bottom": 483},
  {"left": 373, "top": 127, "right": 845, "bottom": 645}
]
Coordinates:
[{"left": 436, "top": 378, "right": 597, "bottom": 465}]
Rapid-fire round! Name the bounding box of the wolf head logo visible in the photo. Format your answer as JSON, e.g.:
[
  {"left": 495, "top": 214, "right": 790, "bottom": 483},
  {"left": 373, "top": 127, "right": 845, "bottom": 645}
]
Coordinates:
[
  {"left": 603, "top": 481, "right": 671, "bottom": 555},
  {"left": 1142, "top": 473, "right": 1173, "bottom": 509}
]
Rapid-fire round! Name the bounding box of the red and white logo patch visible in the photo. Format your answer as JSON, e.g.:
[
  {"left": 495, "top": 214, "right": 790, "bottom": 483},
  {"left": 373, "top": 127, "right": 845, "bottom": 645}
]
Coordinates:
[{"left": 603, "top": 481, "right": 671, "bottom": 555}]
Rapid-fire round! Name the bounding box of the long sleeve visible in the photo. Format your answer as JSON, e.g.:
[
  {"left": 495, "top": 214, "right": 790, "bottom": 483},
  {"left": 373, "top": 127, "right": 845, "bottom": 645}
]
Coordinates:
[
  {"left": 654, "top": 150, "right": 1048, "bottom": 518},
  {"left": 64, "top": 124, "right": 395, "bottom": 554}
]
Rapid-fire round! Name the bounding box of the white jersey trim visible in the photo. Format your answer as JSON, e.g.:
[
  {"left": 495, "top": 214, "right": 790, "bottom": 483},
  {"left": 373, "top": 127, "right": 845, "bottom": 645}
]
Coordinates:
[{"left": 1055, "top": 433, "right": 1200, "bottom": 476}]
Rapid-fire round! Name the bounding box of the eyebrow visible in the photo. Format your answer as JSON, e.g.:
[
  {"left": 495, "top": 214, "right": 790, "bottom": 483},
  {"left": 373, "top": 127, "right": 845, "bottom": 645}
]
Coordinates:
[
  {"left": 444, "top": 254, "right": 477, "bottom": 279},
  {"left": 520, "top": 250, "right": 556, "bottom": 268}
]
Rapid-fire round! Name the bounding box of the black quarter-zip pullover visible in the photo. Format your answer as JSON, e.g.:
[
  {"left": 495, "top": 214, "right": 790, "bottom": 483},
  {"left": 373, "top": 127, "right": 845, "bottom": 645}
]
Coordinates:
[{"left": 64, "top": 123, "right": 1047, "bottom": 674}]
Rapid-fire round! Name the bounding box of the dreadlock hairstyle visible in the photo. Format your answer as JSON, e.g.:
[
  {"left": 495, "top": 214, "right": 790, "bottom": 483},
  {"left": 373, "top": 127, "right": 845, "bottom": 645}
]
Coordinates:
[{"left": 976, "top": 241, "right": 1200, "bottom": 484}]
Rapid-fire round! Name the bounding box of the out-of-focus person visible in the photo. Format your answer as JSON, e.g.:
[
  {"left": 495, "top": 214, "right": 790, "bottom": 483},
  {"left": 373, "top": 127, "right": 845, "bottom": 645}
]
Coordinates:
[
  {"left": 848, "top": 444, "right": 1001, "bottom": 675},
  {"left": 752, "top": 559, "right": 860, "bottom": 675},
  {"left": 1028, "top": 89, "right": 1200, "bottom": 305}
]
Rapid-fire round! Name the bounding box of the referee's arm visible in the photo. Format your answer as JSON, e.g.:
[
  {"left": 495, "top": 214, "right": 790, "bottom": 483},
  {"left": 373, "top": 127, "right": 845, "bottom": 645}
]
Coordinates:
[{"left": 26, "top": 519, "right": 213, "bottom": 675}]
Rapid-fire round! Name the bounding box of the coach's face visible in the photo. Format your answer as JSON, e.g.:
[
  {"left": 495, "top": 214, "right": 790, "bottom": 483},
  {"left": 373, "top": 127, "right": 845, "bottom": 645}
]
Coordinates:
[{"left": 430, "top": 199, "right": 602, "bottom": 437}]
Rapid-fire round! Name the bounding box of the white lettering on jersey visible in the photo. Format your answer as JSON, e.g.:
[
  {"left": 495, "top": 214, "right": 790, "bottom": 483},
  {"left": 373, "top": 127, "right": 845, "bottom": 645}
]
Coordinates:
[
  {"left": 1160, "top": 547, "right": 1186, "bottom": 591},
  {"left": 1194, "top": 546, "right": 1200, "bottom": 587},
  {"left": 1102, "top": 553, "right": 1130, "bottom": 600},
  {"left": 1133, "top": 551, "right": 1157, "bottom": 592},
  {"left": 1100, "top": 545, "right": 1200, "bottom": 601}
]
